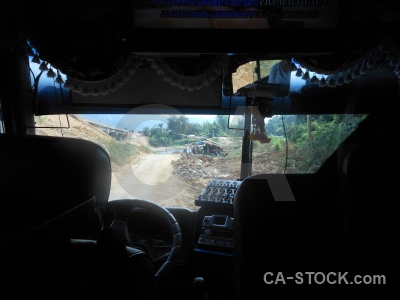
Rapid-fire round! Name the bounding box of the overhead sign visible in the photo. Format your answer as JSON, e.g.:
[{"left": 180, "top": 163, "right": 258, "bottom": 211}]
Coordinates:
[{"left": 133, "top": 1, "right": 344, "bottom": 29}]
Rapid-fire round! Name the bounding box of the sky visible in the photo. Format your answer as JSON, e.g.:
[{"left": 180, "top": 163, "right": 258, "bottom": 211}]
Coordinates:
[{"left": 78, "top": 114, "right": 218, "bottom": 131}]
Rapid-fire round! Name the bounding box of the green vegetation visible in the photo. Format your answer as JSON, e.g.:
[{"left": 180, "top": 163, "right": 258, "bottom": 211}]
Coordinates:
[
  {"left": 35, "top": 116, "right": 46, "bottom": 124},
  {"left": 227, "top": 147, "right": 242, "bottom": 157},
  {"left": 135, "top": 113, "right": 367, "bottom": 173},
  {"left": 142, "top": 115, "right": 242, "bottom": 148},
  {"left": 100, "top": 138, "right": 137, "bottom": 166},
  {"left": 265, "top": 114, "right": 368, "bottom": 172},
  {"left": 271, "top": 136, "right": 285, "bottom": 151}
]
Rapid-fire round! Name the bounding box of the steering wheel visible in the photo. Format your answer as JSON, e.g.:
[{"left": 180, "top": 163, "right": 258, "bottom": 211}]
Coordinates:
[{"left": 105, "top": 199, "right": 182, "bottom": 286}]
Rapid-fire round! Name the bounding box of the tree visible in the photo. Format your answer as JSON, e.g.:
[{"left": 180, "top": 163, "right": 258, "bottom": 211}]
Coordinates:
[
  {"left": 142, "top": 127, "right": 151, "bottom": 137},
  {"left": 167, "top": 116, "right": 189, "bottom": 135},
  {"left": 215, "top": 115, "right": 229, "bottom": 137}
]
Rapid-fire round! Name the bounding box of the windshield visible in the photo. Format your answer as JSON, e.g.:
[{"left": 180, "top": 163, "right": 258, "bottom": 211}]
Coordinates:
[{"left": 34, "top": 113, "right": 366, "bottom": 210}]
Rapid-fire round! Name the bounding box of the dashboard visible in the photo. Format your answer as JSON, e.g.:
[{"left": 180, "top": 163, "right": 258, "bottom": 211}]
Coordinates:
[
  {"left": 104, "top": 179, "right": 242, "bottom": 299},
  {"left": 104, "top": 179, "right": 241, "bottom": 260}
]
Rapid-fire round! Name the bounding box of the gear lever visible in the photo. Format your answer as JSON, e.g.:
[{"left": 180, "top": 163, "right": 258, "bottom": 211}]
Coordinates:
[{"left": 193, "top": 276, "right": 209, "bottom": 300}]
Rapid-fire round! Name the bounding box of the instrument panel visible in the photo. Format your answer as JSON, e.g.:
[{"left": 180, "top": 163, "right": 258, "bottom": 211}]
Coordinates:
[{"left": 194, "top": 179, "right": 242, "bottom": 207}]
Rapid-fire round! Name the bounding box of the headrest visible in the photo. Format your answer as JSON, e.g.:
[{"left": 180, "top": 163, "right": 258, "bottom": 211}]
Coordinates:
[{"left": 0, "top": 134, "right": 111, "bottom": 247}]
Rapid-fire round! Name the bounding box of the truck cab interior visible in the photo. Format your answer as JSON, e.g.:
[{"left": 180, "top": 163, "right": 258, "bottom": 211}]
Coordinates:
[{"left": 1, "top": 1, "right": 399, "bottom": 299}]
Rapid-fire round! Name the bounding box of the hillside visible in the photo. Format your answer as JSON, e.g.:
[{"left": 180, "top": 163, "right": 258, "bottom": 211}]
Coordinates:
[
  {"left": 35, "top": 114, "right": 128, "bottom": 172},
  {"left": 35, "top": 114, "right": 114, "bottom": 143}
]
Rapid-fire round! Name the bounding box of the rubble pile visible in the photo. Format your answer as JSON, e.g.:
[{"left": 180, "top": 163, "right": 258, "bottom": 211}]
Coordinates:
[{"left": 171, "top": 153, "right": 216, "bottom": 180}]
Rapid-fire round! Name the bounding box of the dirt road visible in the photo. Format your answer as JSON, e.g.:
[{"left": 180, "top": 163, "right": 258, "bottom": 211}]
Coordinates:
[{"left": 109, "top": 153, "right": 201, "bottom": 210}]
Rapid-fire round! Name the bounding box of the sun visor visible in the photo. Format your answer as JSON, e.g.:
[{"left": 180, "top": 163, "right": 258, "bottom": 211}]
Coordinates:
[{"left": 36, "top": 65, "right": 223, "bottom": 114}]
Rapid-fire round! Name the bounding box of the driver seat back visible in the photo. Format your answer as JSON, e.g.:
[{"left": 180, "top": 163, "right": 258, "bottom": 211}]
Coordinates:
[
  {"left": 0, "top": 134, "right": 111, "bottom": 246},
  {"left": 0, "top": 134, "right": 111, "bottom": 298},
  {"left": 233, "top": 174, "right": 301, "bottom": 299},
  {"left": 0, "top": 133, "right": 161, "bottom": 299}
]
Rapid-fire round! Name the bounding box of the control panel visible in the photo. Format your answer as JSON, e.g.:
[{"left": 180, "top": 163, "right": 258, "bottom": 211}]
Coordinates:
[
  {"left": 197, "top": 215, "right": 234, "bottom": 248},
  {"left": 194, "top": 179, "right": 242, "bottom": 207}
]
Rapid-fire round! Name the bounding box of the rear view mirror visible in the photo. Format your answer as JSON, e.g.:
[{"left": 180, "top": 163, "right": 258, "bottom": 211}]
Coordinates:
[{"left": 232, "top": 59, "right": 294, "bottom": 98}]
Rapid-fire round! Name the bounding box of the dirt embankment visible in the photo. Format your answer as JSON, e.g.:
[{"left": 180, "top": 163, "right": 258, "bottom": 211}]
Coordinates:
[{"left": 35, "top": 114, "right": 113, "bottom": 141}]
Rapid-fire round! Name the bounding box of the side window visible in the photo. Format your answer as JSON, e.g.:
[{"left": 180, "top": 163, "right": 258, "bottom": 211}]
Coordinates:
[{"left": 0, "top": 108, "right": 4, "bottom": 133}]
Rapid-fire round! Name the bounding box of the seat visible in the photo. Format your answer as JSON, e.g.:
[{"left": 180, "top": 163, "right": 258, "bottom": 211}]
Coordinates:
[
  {"left": 233, "top": 170, "right": 344, "bottom": 299},
  {"left": 0, "top": 134, "right": 160, "bottom": 299},
  {"left": 0, "top": 134, "right": 111, "bottom": 245},
  {"left": 233, "top": 173, "right": 311, "bottom": 300},
  {"left": 337, "top": 112, "right": 400, "bottom": 299},
  {"left": 0, "top": 134, "right": 111, "bottom": 297},
  {"left": 234, "top": 111, "right": 400, "bottom": 299}
]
